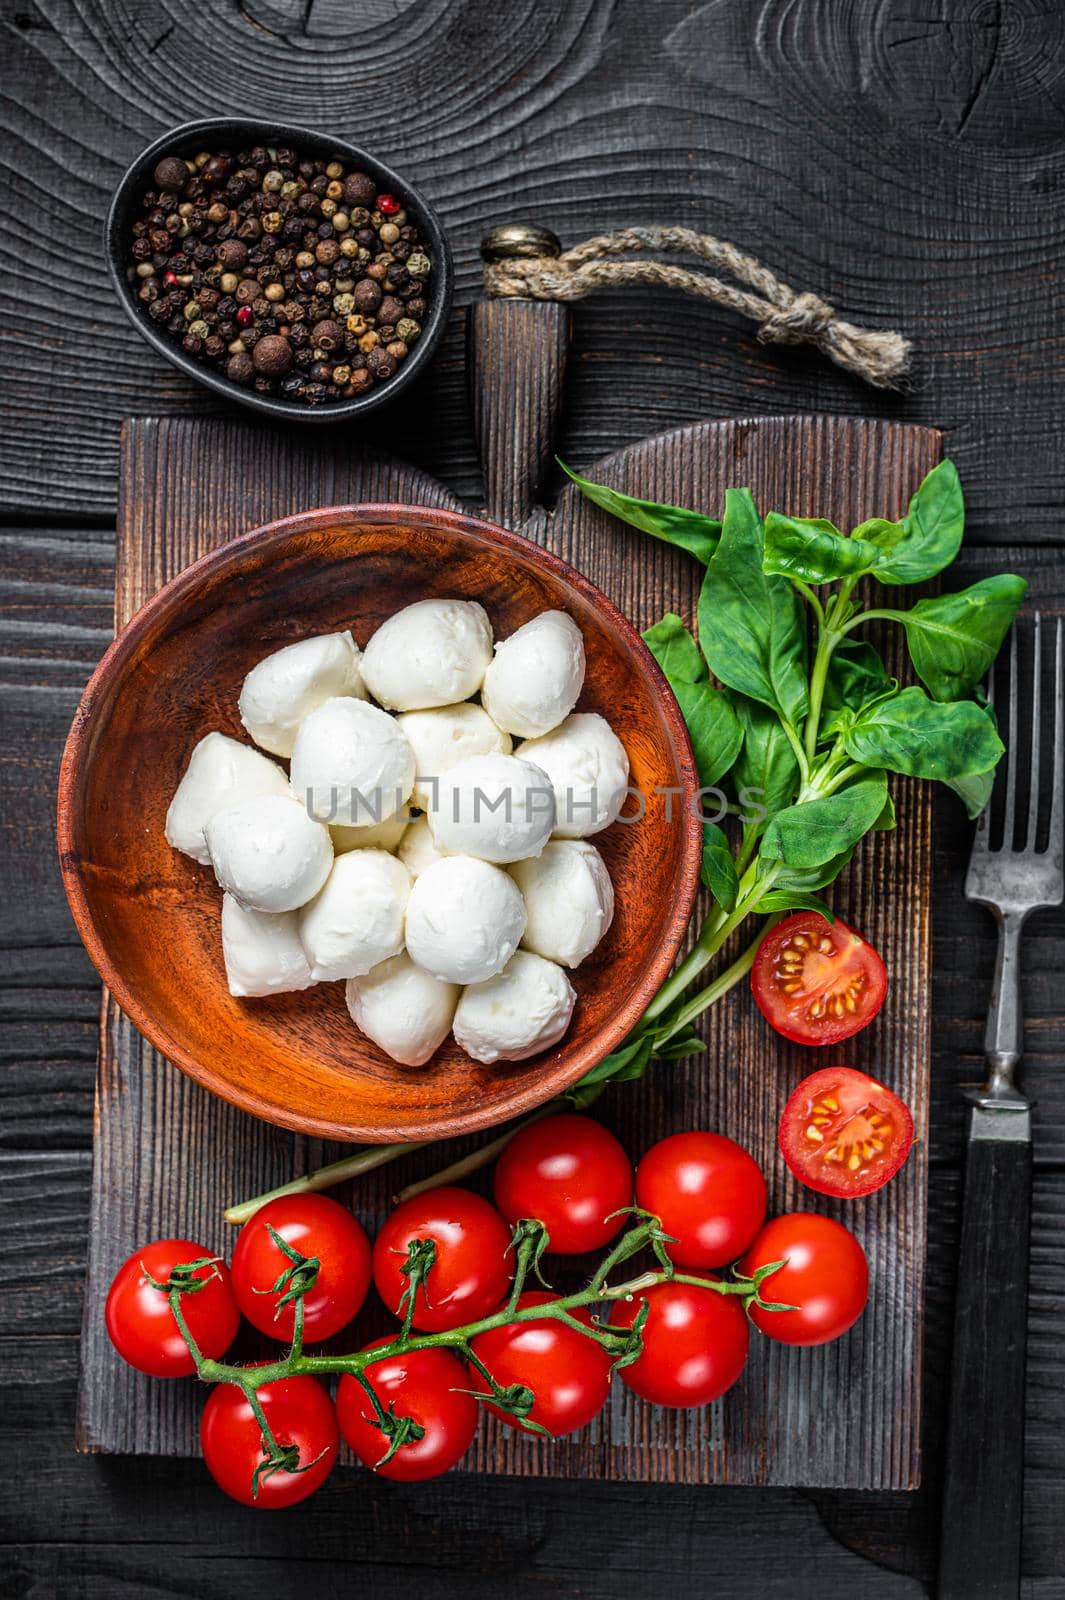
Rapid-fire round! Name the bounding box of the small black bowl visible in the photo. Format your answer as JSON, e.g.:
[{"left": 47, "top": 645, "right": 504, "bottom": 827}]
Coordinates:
[{"left": 106, "top": 117, "right": 453, "bottom": 423}]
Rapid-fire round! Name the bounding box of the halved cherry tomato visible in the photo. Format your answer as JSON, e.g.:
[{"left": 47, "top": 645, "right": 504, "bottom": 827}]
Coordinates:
[
  {"left": 751, "top": 912, "right": 887, "bottom": 1045},
  {"left": 105, "top": 1238, "right": 239, "bottom": 1378},
  {"left": 337, "top": 1339, "right": 478, "bottom": 1481},
  {"left": 739, "top": 1212, "right": 868, "bottom": 1347},
  {"left": 779, "top": 1067, "right": 914, "bottom": 1198}
]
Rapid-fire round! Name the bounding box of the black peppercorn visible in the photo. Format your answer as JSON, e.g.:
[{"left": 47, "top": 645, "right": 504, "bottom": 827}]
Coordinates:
[
  {"left": 153, "top": 155, "right": 190, "bottom": 192},
  {"left": 201, "top": 153, "right": 231, "bottom": 187},
  {"left": 352, "top": 278, "right": 382, "bottom": 313},
  {"left": 377, "top": 294, "right": 404, "bottom": 326},
  {"left": 343, "top": 171, "right": 377, "bottom": 207}
]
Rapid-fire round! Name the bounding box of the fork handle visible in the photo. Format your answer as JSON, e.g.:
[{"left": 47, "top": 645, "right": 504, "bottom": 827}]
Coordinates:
[{"left": 939, "top": 1116, "right": 1032, "bottom": 1599}]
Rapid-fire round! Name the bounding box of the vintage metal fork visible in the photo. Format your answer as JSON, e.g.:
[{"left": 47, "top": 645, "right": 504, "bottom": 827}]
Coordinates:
[{"left": 939, "top": 615, "right": 1064, "bottom": 1600}]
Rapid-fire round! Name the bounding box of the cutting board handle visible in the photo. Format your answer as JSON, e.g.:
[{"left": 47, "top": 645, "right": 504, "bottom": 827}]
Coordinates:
[{"left": 468, "top": 224, "right": 571, "bottom": 529}]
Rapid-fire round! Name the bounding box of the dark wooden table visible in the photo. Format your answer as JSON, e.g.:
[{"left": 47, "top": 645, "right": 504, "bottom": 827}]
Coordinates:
[{"left": 2, "top": 2, "right": 1063, "bottom": 1595}]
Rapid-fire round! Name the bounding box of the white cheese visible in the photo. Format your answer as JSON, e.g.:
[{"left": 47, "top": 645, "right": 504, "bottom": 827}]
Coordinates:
[
  {"left": 329, "top": 812, "right": 409, "bottom": 855},
  {"left": 345, "top": 952, "right": 459, "bottom": 1067},
  {"left": 298, "top": 849, "right": 411, "bottom": 981},
  {"left": 481, "top": 610, "right": 585, "bottom": 738},
  {"left": 517, "top": 712, "right": 630, "bottom": 838},
  {"left": 405, "top": 855, "right": 526, "bottom": 984},
  {"left": 238, "top": 631, "right": 366, "bottom": 757},
  {"left": 397, "top": 814, "right": 448, "bottom": 877},
  {"left": 220, "top": 893, "right": 316, "bottom": 998},
  {"left": 510, "top": 839, "right": 614, "bottom": 967},
  {"left": 165, "top": 732, "right": 289, "bottom": 865},
  {"left": 290, "top": 696, "right": 415, "bottom": 826},
  {"left": 360, "top": 598, "right": 493, "bottom": 710},
  {"left": 428, "top": 752, "right": 556, "bottom": 864},
  {"left": 205, "top": 792, "right": 333, "bottom": 913},
  {"left": 452, "top": 950, "right": 576, "bottom": 1063},
  {"left": 397, "top": 702, "right": 511, "bottom": 810}
]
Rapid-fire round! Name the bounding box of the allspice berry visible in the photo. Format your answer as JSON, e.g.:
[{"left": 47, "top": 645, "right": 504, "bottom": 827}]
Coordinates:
[
  {"left": 252, "top": 334, "right": 293, "bottom": 376},
  {"left": 343, "top": 171, "right": 377, "bottom": 208},
  {"left": 352, "top": 278, "right": 382, "bottom": 314},
  {"left": 216, "top": 238, "right": 248, "bottom": 271},
  {"left": 226, "top": 351, "right": 255, "bottom": 384},
  {"left": 311, "top": 318, "right": 343, "bottom": 351},
  {"left": 153, "top": 155, "right": 190, "bottom": 192},
  {"left": 377, "top": 295, "right": 404, "bottom": 326}
]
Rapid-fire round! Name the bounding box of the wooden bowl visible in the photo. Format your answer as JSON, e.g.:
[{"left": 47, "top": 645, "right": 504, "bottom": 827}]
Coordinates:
[{"left": 58, "top": 506, "right": 701, "bottom": 1143}]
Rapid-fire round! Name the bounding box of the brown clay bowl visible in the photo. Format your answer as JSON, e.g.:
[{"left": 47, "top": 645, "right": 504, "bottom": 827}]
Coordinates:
[{"left": 58, "top": 506, "right": 701, "bottom": 1143}]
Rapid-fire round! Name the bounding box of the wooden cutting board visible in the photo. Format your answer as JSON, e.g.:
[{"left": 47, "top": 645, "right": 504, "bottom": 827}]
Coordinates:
[{"left": 75, "top": 390, "right": 937, "bottom": 1489}]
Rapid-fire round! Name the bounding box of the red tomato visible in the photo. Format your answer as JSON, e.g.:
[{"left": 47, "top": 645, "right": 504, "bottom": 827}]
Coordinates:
[
  {"left": 779, "top": 1067, "right": 914, "bottom": 1198},
  {"left": 751, "top": 913, "right": 887, "bottom": 1045},
  {"left": 200, "top": 1375, "right": 339, "bottom": 1508},
  {"left": 337, "top": 1338, "right": 478, "bottom": 1481},
  {"left": 373, "top": 1187, "right": 512, "bottom": 1333},
  {"left": 609, "top": 1280, "right": 749, "bottom": 1407},
  {"left": 231, "top": 1194, "right": 371, "bottom": 1344},
  {"left": 494, "top": 1114, "right": 633, "bottom": 1255},
  {"left": 739, "top": 1212, "right": 869, "bottom": 1346},
  {"left": 635, "top": 1132, "right": 767, "bottom": 1268},
  {"left": 105, "top": 1238, "right": 239, "bottom": 1378},
  {"left": 469, "top": 1291, "right": 612, "bottom": 1436}
]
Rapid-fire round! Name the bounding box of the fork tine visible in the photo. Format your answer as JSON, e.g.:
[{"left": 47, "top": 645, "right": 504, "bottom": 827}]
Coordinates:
[
  {"left": 1002, "top": 625, "right": 1020, "bottom": 849},
  {"left": 1026, "top": 613, "right": 1043, "bottom": 850},
  {"left": 1050, "top": 617, "right": 1064, "bottom": 855}
]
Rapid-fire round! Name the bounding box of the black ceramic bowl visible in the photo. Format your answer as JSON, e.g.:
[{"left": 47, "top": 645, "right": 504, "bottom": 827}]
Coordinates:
[{"left": 106, "top": 117, "right": 453, "bottom": 423}]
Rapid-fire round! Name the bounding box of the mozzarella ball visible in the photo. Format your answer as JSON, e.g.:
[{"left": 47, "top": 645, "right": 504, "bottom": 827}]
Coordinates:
[
  {"left": 290, "top": 697, "right": 415, "bottom": 825},
  {"left": 205, "top": 793, "right": 333, "bottom": 913},
  {"left": 405, "top": 856, "right": 526, "bottom": 984},
  {"left": 165, "top": 732, "right": 289, "bottom": 865},
  {"left": 510, "top": 840, "right": 615, "bottom": 967},
  {"left": 482, "top": 610, "right": 586, "bottom": 738},
  {"left": 238, "top": 631, "right": 366, "bottom": 757},
  {"left": 329, "top": 812, "right": 409, "bottom": 856},
  {"left": 397, "top": 814, "right": 448, "bottom": 878},
  {"left": 346, "top": 953, "right": 459, "bottom": 1068},
  {"left": 453, "top": 951, "right": 576, "bottom": 1064},
  {"left": 298, "top": 849, "right": 411, "bottom": 981},
  {"left": 428, "top": 753, "right": 556, "bottom": 864},
  {"left": 517, "top": 713, "right": 630, "bottom": 838},
  {"left": 397, "top": 703, "right": 511, "bottom": 809},
  {"left": 360, "top": 599, "right": 493, "bottom": 711},
  {"left": 220, "top": 894, "right": 316, "bottom": 998}
]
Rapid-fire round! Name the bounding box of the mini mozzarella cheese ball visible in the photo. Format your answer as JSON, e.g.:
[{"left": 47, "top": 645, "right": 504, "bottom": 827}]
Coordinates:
[
  {"left": 517, "top": 712, "right": 630, "bottom": 839},
  {"left": 205, "top": 793, "right": 333, "bottom": 913},
  {"left": 397, "top": 814, "right": 448, "bottom": 878},
  {"left": 238, "top": 631, "right": 366, "bottom": 758},
  {"left": 165, "top": 732, "right": 289, "bottom": 865},
  {"left": 360, "top": 598, "right": 493, "bottom": 711},
  {"left": 429, "top": 753, "right": 556, "bottom": 864},
  {"left": 298, "top": 849, "right": 411, "bottom": 982},
  {"left": 220, "top": 894, "right": 316, "bottom": 998},
  {"left": 329, "top": 812, "right": 409, "bottom": 856},
  {"left": 397, "top": 703, "right": 512, "bottom": 809},
  {"left": 405, "top": 855, "right": 526, "bottom": 984},
  {"left": 510, "top": 840, "right": 615, "bottom": 968},
  {"left": 345, "top": 953, "right": 459, "bottom": 1068},
  {"left": 290, "top": 697, "right": 415, "bottom": 825},
  {"left": 482, "top": 610, "right": 586, "bottom": 738},
  {"left": 453, "top": 951, "right": 576, "bottom": 1064}
]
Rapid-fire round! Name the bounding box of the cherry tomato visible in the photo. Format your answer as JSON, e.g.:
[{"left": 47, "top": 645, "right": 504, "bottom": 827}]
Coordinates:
[
  {"left": 751, "top": 913, "right": 887, "bottom": 1045},
  {"left": 200, "top": 1374, "right": 339, "bottom": 1508},
  {"left": 739, "top": 1212, "right": 869, "bottom": 1346},
  {"left": 609, "top": 1279, "right": 749, "bottom": 1407},
  {"left": 373, "top": 1187, "right": 512, "bottom": 1333},
  {"left": 779, "top": 1066, "right": 914, "bottom": 1199},
  {"left": 635, "top": 1132, "right": 767, "bottom": 1269},
  {"left": 337, "top": 1337, "right": 478, "bottom": 1481},
  {"left": 105, "top": 1238, "right": 239, "bottom": 1378},
  {"left": 231, "top": 1194, "right": 371, "bottom": 1344},
  {"left": 494, "top": 1114, "right": 633, "bottom": 1255},
  {"left": 469, "top": 1291, "right": 612, "bottom": 1436}
]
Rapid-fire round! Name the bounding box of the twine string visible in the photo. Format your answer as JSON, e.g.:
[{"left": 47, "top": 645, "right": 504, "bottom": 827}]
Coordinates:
[{"left": 484, "top": 225, "right": 910, "bottom": 390}]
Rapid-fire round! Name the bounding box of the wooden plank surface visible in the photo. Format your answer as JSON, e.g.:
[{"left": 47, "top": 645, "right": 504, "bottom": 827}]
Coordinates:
[{"left": 77, "top": 412, "right": 936, "bottom": 1489}]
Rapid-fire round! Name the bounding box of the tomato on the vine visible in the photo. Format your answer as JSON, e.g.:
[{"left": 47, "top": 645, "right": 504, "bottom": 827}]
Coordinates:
[
  {"left": 337, "top": 1338, "right": 478, "bottom": 1481},
  {"left": 231, "top": 1194, "right": 371, "bottom": 1344},
  {"left": 779, "top": 1067, "right": 914, "bottom": 1198},
  {"left": 494, "top": 1114, "right": 633, "bottom": 1255},
  {"left": 751, "top": 913, "right": 887, "bottom": 1045},
  {"left": 739, "top": 1212, "right": 868, "bottom": 1346},
  {"left": 105, "top": 1238, "right": 239, "bottom": 1378},
  {"left": 635, "top": 1131, "right": 766, "bottom": 1269},
  {"left": 609, "top": 1278, "right": 748, "bottom": 1407},
  {"left": 469, "top": 1290, "right": 613, "bottom": 1436},
  {"left": 372, "top": 1187, "right": 512, "bottom": 1333},
  {"left": 200, "top": 1374, "right": 339, "bottom": 1508}
]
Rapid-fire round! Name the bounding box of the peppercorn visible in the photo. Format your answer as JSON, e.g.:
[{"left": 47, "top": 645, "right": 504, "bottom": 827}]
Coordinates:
[
  {"left": 407, "top": 251, "right": 431, "bottom": 277},
  {"left": 252, "top": 334, "right": 293, "bottom": 376},
  {"left": 237, "top": 217, "right": 262, "bottom": 241},
  {"left": 309, "top": 318, "right": 342, "bottom": 351},
  {"left": 154, "top": 155, "right": 190, "bottom": 191},
  {"left": 262, "top": 211, "right": 283, "bottom": 233},
  {"left": 405, "top": 296, "right": 428, "bottom": 320},
  {"left": 332, "top": 363, "right": 352, "bottom": 385},
  {"left": 358, "top": 330, "right": 380, "bottom": 353},
  {"left": 367, "top": 346, "right": 398, "bottom": 379},
  {"left": 386, "top": 339, "right": 408, "bottom": 361},
  {"left": 280, "top": 372, "right": 306, "bottom": 399},
  {"left": 201, "top": 154, "right": 231, "bottom": 187},
  {"left": 353, "top": 278, "right": 382, "bottom": 313},
  {"left": 235, "top": 305, "right": 254, "bottom": 328},
  {"left": 376, "top": 193, "right": 400, "bottom": 215},
  {"left": 349, "top": 367, "right": 373, "bottom": 393},
  {"left": 396, "top": 316, "right": 421, "bottom": 343},
  {"left": 377, "top": 295, "right": 404, "bottom": 326},
  {"left": 379, "top": 222, "right": 400, "bottom": 246},
  {"left": 216, "top": 237, "right": 248, "bottom": 271},
  {"left": 227, "top": 351, "right": 254, "bottom": 383},
  {"left": 205, "top": 333, "right": 225, "bottom": 359},
  {"left": 342, "top": 172, "right": 375, "bottom": 207}
]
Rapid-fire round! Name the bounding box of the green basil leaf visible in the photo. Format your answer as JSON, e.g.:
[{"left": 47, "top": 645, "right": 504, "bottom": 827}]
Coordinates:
[
  {"left": 699, "top": 489, "right": 808, "bottom": 725},
  {"left": 759, "top": 774, "right": 889, "bottom": 870},
  {"left": 888, "top": 574, "right": 1027, "bottom": 701},
  {"left": 763, "top": 513, "right": 882, "bottom": 584},
  {"left": 772, "top": 845, "right": 856, "bottom": 892},
  {"left": 560, "top": 461, "right": 720, "bottom": 565},
  {"left": 842, "top": 685, "right": 1004, "bottom": 781},
  {"left": 728, "top": 695, "right": 801, "bottom": 822},
  {"left": 757, "top": 890, "right": 835, "bottom": 922},
  {"left": 701, "top": 821, "right": 738, "bottom": 911},
  {"left": 942, "top": 697, "right": 1000, "bottom": 818},
  {"left": 874, "top": 790, "right": 897, "bottom": 831},
  {"left": 653, "top": 1025, "right": 707, "bottom": 1061},
  {"left": 823, "top": 638, "right": 895, "bottom": 714},
  {"left": 570, "top": 1034, "right": 655, "bottom": 1099},
  {"left": 642, "top": 613, "right": 707, "bottom": 684},
  {"left": 868, "top": 459, "right": 966, "bottom": 586},
  {"left": 673, "top": 680, "right": 744, "bottom": 787}
]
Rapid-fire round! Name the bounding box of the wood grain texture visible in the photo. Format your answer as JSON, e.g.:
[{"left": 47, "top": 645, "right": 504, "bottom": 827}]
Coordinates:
[{"left": 469, "top": 300, "right": 570, "bottom": 527}]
